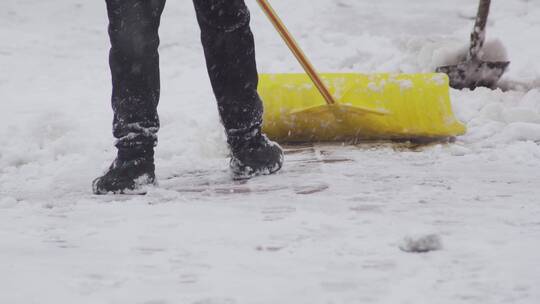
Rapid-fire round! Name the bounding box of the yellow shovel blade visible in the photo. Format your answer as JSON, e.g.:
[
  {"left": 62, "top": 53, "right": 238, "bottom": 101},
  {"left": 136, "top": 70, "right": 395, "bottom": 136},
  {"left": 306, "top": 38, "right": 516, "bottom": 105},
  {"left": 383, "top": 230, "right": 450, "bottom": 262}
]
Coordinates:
[
  {"left": 290, "top": 103, "right": 391, "bottom": 116},
  {"left": 259, "top": 73, "right": 466, "bottom": 142}
]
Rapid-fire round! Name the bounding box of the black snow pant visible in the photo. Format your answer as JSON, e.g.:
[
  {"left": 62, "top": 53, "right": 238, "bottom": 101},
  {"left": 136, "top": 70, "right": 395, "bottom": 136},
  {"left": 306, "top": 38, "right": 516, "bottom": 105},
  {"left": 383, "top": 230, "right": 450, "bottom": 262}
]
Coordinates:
[{"left": 105, "top": 0, "right": 263, "bottom": 153}]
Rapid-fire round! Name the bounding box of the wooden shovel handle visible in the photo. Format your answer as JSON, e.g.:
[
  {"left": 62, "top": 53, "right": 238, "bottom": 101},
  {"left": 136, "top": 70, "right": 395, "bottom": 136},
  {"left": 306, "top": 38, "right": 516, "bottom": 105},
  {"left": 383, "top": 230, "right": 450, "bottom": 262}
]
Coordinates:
[{"left": 256, "top": 0, "right": 336, "bottom": 105}]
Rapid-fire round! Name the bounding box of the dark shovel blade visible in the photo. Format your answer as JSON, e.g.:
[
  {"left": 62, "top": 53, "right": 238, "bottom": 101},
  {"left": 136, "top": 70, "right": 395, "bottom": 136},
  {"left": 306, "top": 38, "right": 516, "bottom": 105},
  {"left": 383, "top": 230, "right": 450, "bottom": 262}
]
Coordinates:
[{"left": 436, "top": 60, "right": 510, "bottom": 90}]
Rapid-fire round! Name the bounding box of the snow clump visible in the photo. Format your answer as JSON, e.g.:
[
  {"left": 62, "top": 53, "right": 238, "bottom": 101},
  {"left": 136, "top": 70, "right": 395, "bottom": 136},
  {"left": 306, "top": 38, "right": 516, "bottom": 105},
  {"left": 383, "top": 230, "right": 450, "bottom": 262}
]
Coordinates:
[{"left": 399, "top": 234, "right": 443, "bottom": 253}]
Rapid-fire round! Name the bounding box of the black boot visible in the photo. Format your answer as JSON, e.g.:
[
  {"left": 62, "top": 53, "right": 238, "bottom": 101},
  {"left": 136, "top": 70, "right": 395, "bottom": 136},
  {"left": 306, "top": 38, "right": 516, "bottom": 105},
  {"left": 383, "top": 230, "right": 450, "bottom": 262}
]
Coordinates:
[
  {"left": 229, "top": 127, "right": 284, "bottom": 179},
  {"left": 92, "top": 147, "right": 156, "bottom": 195}
]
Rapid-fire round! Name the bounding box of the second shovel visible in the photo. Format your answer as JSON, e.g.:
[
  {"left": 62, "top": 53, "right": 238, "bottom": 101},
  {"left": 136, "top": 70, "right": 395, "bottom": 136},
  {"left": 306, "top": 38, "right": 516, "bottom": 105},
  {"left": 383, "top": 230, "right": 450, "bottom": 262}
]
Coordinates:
[{"left": 436, "top": 0, "right": 510, "bottom": 90}]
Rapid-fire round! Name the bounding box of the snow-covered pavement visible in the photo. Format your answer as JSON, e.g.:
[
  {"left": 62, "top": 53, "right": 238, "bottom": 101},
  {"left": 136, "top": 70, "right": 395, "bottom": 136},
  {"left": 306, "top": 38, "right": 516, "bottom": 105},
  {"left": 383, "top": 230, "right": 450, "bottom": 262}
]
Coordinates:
[{"left": 1, "top": 0, "right": 540, "bottom": 303}]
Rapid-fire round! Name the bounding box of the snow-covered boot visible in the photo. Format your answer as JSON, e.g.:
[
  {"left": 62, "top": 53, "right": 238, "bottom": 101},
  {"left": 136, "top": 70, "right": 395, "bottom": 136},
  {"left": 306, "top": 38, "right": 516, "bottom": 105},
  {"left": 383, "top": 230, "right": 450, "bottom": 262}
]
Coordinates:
[
  {"left": 92, "top": 147, "right": 156, "bottom": 195},
  {"left": 228, "top": 127, "right": 284, "bottom": 179}
]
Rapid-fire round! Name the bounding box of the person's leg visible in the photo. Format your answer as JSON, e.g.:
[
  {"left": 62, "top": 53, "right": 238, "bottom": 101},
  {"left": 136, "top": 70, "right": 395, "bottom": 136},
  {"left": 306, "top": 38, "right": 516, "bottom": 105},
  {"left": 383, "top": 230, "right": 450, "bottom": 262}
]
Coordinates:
[
  {"left": 193, "top": 0, "right": 262, "bottom": 137},
  {"left": 93, "top": 0, "right": 166, "bottom": 194},
  {"left": 108, "top": 0, "right": 166, "bottom": 151},
  {"left": 193, "top": 0, "right": 283, "bottom": 178}
]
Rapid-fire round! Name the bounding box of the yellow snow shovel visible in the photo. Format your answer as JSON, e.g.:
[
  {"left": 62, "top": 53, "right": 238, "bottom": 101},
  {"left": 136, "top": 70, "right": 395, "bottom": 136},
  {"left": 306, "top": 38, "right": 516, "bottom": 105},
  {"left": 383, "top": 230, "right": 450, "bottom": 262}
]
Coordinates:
[{"left": 256, "top": 0, "right": 466, "bottom": 142}]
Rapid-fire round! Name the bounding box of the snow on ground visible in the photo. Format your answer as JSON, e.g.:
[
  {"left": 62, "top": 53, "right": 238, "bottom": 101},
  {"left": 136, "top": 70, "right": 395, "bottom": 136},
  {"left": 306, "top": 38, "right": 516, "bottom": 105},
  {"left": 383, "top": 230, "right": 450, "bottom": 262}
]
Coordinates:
[{"left": 1, "top": 0, "right": 540, "bottom": 303}]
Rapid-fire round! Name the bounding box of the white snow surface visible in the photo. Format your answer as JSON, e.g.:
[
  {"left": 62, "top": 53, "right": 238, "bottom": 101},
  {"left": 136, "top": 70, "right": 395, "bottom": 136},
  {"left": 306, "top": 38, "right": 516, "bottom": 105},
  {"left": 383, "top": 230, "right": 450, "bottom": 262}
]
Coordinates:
[{"left": 1, "top": 0, "right": 540, "bottom": 303}]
